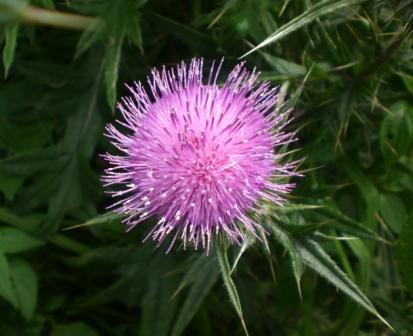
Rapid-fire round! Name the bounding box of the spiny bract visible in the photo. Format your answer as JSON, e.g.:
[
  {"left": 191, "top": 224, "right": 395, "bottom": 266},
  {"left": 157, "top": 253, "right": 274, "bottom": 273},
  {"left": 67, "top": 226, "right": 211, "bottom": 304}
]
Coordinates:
[{"left": 103, "top": 58, "right": 298, "bottom": 253}]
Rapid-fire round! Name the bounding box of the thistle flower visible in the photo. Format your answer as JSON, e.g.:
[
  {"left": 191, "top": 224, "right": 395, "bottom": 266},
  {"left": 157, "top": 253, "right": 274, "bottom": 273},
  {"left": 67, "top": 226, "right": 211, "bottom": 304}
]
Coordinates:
[{"left": 103, "top": 58, "right": 298, "bottom": 253}]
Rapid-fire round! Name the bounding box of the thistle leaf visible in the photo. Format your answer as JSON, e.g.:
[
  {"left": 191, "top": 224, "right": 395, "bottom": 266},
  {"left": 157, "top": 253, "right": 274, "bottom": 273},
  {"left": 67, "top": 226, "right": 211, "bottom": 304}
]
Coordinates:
[
  {"left": 267, "top": 221, "right": 304, "bottom": 298},
  {"left": 241, "top": 0, "right": 365, "bottom": 57},
  {"left": 215, "top": 241, "right": 249, "bottom": 336},
  {"left": 171, "top": 257, "right": 219, "bottom": 336},
  {"left": 295, "top": 238, "right": 392, "bottom": 329}
]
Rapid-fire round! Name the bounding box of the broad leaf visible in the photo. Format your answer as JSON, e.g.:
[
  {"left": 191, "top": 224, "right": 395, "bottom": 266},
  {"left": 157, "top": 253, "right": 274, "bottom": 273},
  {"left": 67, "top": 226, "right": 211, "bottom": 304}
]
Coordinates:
[
  {"left": 9, "top": 258, "right": 38, "bottom": 320},
  {"left": 0, "top": 249, "right": 17, "bottom": 307},
  {"left": 0, "top": 227, "right": 44, "bottom": 254}
]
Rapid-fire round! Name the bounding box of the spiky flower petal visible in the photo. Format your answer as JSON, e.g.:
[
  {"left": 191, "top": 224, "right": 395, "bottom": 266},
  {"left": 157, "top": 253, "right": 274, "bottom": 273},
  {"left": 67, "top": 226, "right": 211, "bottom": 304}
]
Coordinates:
[{"left": 103, "top": 58, "right": 298, "bottom": 252}]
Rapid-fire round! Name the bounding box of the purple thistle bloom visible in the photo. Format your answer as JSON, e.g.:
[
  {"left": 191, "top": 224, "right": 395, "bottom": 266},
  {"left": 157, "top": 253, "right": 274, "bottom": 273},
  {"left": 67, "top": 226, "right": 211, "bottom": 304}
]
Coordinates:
[{"left": 103, "top": 58, "right": 298, "bottom": 253}]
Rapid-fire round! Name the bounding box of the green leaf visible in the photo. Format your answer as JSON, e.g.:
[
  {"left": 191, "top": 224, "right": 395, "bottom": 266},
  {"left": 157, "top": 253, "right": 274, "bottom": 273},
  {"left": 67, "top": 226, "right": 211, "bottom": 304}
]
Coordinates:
[
  {"left": 171, "top": 257, "right": 219, "bottom": 336},
  {"left": 317, "top": 206, "right": 382, "bottom": 242},
  {"left": 140, "top": 262, "right": 176, "bottom": 336},
  {"left": 242, "top": 0, "right": 365, "bottom": 57},
  {"left": 9, "top": 258, "right": 38, "bottom": 320},
  {"left": 104, "top": 37, "right": 122, "bottom": 109},
  {"left": 146, "top": 11, "right": 213, "bottom": 50},
  {"left": 2, "top": 22, "right": 19, "bottom": 77},
  {"left": 46, "top": 54, "right": 104, "bottom": 230},
  {"left": 127, "top": 11, "right": 143, "bottom": 51},
  {"left": 214, "top": 241, "right": 249, "bottom": 336},
  {"left": 395, "top": 216, "right": 413, "bottom": 293},
  {"left": 379, "top": 101, "right": 413, "bottom": 165},
  {"left": 0, "top": 207, "right": 34, "bottom": 232},
  {"left": 267, "top": 222, "right": 304, "bottom": 298},
  {"left": 378, "top": 193, "right": 407, "bottom": 234},
  {"left": 262, "top": 53, "right": 307, "bottom": 77},
  {"left": 0, "top": 171, "right": 23, "bottom": 201},
  {"left": 295, "top": 238, "right": 391, "bottom": 329},
  {"left": 0, "top": 146, "right": 68, "bottom": 178},
  {"left": 76, "top": 0, "right": 146, "bottom": 108},
  {"left": 66, "top": 212, "right": 124, "bottom": 231},
  {"left": 342, "top": 159, "right": 379, "bottom": 225},
  {"left": 231, "top": 233, "right": 255, "bottom": 273},
  {"left": 50, "top": 322, "right": 98, "bottom": 336},
  {"left": 258, "top": 228, "right": 277, "bottom": 286},
  {"left": 0, "top": 249, "right": 17, "bottom": 307},
  {"left": 399, "top": 72, "right": 413, "bottom": 95},
  {"left": 0, "top": 227, "right": 44, "bottom": 254}
]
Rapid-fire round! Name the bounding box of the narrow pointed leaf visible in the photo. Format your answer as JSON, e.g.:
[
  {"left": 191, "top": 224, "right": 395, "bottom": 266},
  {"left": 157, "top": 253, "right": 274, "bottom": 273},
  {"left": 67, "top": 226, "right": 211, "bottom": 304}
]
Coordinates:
[
  {"left": 140, "top": 267, "right": 176, "bottom": 336},
  {"left": 171, "top": 258, "right": 218, "bottom": 336},
  {"left": 215, "top": 242, "right": 249, "bottom": 335},
  {"left": 231, "top": 233, "right": 255, "bottom": 274},
  {"left": 241, "top": 0, "right": 365, "bottom": 57},
  {"left": 267, "top": 222, "right": 304, "bottom": 297},
  {"left": 295, "top": 238, "right": 391, "bottom": 329},
  {"left": 65, "top": 212, "right": 124, "bottom": 230},
  {"left": 2, "top": 23, "right": 19, "bottom": 77}
]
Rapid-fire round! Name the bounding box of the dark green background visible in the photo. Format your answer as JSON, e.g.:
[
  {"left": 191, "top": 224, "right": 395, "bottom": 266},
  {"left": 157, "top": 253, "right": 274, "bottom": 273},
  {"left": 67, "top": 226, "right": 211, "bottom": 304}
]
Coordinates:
[{"left": 0, "top": 0, "right": 412, "bottom": 335}]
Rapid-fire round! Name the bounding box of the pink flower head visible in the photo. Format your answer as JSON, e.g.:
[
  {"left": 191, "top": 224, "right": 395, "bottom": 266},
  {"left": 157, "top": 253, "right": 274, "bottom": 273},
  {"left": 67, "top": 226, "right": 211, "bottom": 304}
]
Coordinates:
[{"left": 103, "top": 58, "right": 298, "bottom": 253}]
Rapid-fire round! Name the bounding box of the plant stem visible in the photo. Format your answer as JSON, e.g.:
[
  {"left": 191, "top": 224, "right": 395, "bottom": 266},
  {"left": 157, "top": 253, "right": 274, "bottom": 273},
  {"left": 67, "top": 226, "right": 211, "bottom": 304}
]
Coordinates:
[{"left": 21, "top": 6, "right": 99, "bottom": 31}]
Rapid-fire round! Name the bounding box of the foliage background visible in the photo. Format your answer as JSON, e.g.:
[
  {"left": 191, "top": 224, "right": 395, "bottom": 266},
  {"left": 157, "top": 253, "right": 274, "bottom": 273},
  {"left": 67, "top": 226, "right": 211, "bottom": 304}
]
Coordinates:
[{"left": 0, "top": 0, "right": 412, "bottom": 335}]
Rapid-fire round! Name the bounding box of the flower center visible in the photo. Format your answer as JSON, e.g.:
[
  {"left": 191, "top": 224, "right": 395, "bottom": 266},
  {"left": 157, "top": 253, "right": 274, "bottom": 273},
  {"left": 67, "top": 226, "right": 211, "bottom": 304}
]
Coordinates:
[{"left": 179, "top": 128, "right": 228, "bottom": 186}]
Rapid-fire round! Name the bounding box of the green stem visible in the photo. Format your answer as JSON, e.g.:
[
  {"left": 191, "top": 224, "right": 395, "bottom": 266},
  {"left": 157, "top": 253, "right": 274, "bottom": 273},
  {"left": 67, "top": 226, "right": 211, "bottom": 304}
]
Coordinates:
[{"left": 21, "top": 6, "right": 99, "bottom": 31}]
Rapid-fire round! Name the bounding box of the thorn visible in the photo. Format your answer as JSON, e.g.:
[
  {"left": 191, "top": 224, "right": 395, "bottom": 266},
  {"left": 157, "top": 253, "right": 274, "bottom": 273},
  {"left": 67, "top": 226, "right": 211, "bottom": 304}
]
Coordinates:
[
  {"left": 296, "top": 277, "right": 303, "bottom": 301},
  {"left": 240, "top": 315, "right": 250, "bottom": 336}
]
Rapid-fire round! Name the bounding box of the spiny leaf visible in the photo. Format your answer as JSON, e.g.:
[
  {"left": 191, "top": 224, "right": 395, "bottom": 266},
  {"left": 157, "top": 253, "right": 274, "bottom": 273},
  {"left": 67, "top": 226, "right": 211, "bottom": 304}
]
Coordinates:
[
  {"left": 215, "top": 241, "right": 249, "bottom": 336},
  {"left": 317, "top": 206, "right": 383, "bottom": 242},
  {"left": 241, "top": 0, "right": 365, "bottom": 57},
  {"left": 267, "top": 221, "right": 304, "bottom": 299},
  {"left": 76, "top": 0, "right": 146, "bottom": 108},
  {"left": 258, "top": 228, "right": 277, "bottom": 286},
  {"left": 295, "top": 238, "right": 392, "bottom": 329},
  {"left": 64, "top": 212, "right": 124, "bottom": 231},
  {"left": 231, "top": 233, "right": 255, "bottom": 274}
]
